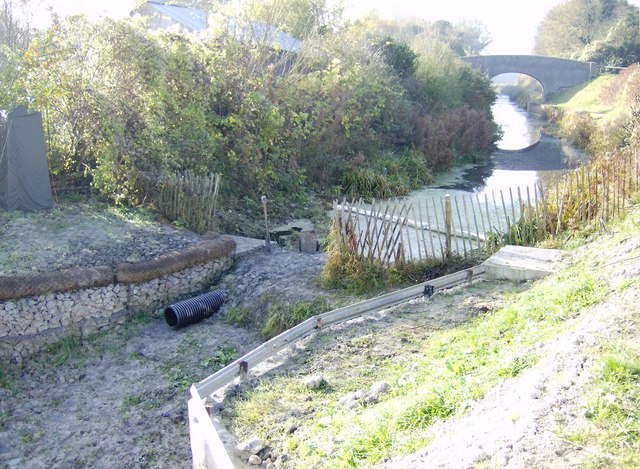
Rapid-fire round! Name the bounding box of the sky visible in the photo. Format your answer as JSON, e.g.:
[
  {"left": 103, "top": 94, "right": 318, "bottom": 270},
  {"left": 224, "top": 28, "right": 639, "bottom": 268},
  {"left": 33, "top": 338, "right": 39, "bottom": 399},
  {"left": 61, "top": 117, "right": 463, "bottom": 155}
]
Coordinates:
[{"left": 23, "top": 0, "right": 640, "bottom": 55}]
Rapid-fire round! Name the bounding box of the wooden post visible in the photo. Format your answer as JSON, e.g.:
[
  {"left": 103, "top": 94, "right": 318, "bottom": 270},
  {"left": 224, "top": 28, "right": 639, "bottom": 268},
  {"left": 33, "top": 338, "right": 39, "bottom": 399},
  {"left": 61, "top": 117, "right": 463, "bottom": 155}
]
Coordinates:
[
  {"left": 526, "top": 186, "right": 533, "bottom": 245},
  {"left": 434, "top": 198, "right": 445, "bottom": 259},
  {"left": 261, "top": 195, "right": 271, "bottom": 252},
  {"left": 492, "top": 190, "right": 503, "bottom": 234},
  {"left": 405, "top": 203, "right": 415, "bottom": 262},
  {"left": 445, "top": 194, "right": 452, "bottom": 259},
  {"left": 371, "top": 203, "right": 390, "bottom": 261},
  {"left": 411, "top": 205, "right": 423, "bottom": 261},
  {"left": 500, "top": 190, "right": 510, "bottom": 242},
  {"left": 461, "top": 196, "right": 473, "bottom": 252},
  {"left": 537, "top": 182, "right": 549, "bottom": 241},
  {"left": 423, "top": 200, "right": 436, "bottom": 259},
  {"left": 569, "top": 171, "right": 574, "bottom": 222},
  {"left": 556, "top": 179, "right": 567, "bottom": 235},
  {"left": 454, "top": 196, "right": 467, "bottom": 257},
  {"left": 368, "top": 201, "right": 381, "bottom": 260},
  {"left": 509, "top": 188, "right": 516, "bottom": 231},
  {"left": 470, "top": 195, "right": 481, "bottom": 250},
  {"left": 476, "top": 192, "right": 493, "bottom": 252}
]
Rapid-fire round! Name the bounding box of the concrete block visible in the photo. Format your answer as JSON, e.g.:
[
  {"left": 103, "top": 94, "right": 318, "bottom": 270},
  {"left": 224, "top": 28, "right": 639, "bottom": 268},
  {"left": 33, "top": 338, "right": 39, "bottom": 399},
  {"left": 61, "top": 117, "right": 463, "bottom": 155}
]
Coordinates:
[
  {"left": 298, "top": 232, "right": 318, "bottom": 253},
  {"left": 483, "top": 245, "right": 564, "bottom": 281}
]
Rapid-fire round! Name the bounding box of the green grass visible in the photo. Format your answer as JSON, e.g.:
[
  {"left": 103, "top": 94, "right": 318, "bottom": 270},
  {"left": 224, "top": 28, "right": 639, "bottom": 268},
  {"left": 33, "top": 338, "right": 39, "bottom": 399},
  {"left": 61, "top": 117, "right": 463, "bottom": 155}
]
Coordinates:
[
  {"left": 547, "top": 75, "right": 618, "bottom": 115},
  {"left": 566, "top": 345, "right": 640, "bottom": 468},
  {"left": 45, "top": 335, "right": 83, "bottom": 367},
  {"left": 225, "top": 254, "right": 612, "bottom": 467},
  {"left": 161, "top": 345, "right": 237, "bottom": 391},
  {"left": 0, "top": 363, "right": 13, "bottom": 390},
  {"left": 224, "top": 306, "right": 253, "bottom": 328},
  {"left": 261, "top": 298, "right": 331, "bottom": 339}
]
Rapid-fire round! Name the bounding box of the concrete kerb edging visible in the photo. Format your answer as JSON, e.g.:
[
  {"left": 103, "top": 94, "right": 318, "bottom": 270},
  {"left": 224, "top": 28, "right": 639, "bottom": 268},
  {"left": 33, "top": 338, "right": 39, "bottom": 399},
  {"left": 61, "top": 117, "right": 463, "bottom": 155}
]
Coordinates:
[{"left": 187, "top": 264, "right": 487, "bottom": 469}]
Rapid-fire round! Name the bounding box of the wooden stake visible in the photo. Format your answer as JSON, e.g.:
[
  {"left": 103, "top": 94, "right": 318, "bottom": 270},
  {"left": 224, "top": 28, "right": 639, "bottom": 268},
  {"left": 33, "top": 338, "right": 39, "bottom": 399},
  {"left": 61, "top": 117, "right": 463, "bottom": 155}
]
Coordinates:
[
  {"left": 454, "top": 196, "right": 467, "bottom": 256},
  {"left": 434, "top": 197, "right": 445, "bottom": 259},
  {"left": 556, "top": 179, "right": 567, "bottom": 235},
  {"left": 470, "top": 195, "right": 481, "bottom": 250},
  {"left": 509, "top": 187, "right": 516, "bottom": 231},
  {"left": 444, "top": 195, "right": 453, "bottom": 259},
  {"left": 461, "top": 195, "right": 473, "bottom": 251},
  {"left": 500, "top": 190, "right": 510, "bottom": 242},
  {"left": 492, "top": 190, "right": 503, "bottom": 234},
  {"left": 405, "top": 203, "right": 415, "bottom": 262}
]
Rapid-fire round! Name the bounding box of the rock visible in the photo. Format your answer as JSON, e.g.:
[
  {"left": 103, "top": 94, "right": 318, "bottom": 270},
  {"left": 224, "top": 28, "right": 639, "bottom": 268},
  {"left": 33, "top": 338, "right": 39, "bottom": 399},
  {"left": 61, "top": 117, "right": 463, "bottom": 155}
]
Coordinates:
[
  {"left": 338, "top": 390, "right": 364, "bottom": 408},
  {"left": 302, "top": 375, "right": 324, "bottom": 389},
  {"left": 248, "top": 455, "right": 262, "bottom": 465},
  {"left": 233, "top": 437, "right": 265, "bottom": 460},
  {"left": 369, "top": 381, "right": 390, "bottom": 398},
  {"left": 474, "top": 450, "right": 490, "bottom": 463},
  {"left": 126, "top": 252, "right": 142, "bottom": 263},
  {"left": 363, "top": 395, "right": 378, "bottom": 405}
]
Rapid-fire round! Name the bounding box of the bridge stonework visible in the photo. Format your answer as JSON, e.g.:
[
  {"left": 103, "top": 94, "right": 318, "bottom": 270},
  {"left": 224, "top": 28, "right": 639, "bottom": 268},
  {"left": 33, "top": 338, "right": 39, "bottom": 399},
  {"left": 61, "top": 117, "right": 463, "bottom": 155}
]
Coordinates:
[{"left": 460, "top": 55, "right": 597, "bottom": 100}]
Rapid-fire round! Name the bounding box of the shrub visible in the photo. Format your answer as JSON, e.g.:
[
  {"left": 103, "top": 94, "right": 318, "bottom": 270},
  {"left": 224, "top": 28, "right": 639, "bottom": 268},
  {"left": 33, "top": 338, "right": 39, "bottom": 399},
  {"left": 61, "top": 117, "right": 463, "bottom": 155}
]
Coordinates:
[{"left": 559, "top": 111, "right": 598, "bottom": 149}]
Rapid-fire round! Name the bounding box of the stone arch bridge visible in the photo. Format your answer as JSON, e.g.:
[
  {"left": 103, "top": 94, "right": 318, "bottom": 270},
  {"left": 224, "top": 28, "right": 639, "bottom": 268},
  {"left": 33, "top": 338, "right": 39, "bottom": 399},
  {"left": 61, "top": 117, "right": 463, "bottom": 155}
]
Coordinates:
[{"left": 460, "top": 55, "right": 597, "bottom": 100}]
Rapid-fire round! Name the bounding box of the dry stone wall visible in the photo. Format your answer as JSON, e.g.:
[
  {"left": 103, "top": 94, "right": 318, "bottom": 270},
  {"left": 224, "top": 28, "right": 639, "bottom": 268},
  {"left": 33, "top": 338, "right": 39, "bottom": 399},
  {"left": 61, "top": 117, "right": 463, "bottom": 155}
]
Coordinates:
[{"left": 0, "top": 237, "right": 235, "bottom": 362}]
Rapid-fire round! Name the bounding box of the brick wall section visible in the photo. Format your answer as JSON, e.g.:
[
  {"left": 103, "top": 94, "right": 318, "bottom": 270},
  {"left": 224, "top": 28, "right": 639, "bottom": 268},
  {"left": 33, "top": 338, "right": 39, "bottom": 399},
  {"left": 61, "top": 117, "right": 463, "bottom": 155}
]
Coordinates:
[{"left": 0, "top": 237, "right": 235, "bottom": 362}]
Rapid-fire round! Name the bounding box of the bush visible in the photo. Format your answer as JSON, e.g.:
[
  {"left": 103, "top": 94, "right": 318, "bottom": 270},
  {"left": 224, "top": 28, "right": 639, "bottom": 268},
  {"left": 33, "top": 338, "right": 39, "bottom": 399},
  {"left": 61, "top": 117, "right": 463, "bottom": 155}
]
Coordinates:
[{"left": 2, "top": 12, "right": 499, "bottom": 215}]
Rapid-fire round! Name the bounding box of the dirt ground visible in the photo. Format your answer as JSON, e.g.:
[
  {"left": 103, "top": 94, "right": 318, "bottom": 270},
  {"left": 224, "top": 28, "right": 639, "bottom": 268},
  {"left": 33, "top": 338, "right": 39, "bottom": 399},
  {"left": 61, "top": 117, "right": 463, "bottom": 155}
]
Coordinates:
[{"left": 1, "top": 202, "right": 639, "bottom": 468}]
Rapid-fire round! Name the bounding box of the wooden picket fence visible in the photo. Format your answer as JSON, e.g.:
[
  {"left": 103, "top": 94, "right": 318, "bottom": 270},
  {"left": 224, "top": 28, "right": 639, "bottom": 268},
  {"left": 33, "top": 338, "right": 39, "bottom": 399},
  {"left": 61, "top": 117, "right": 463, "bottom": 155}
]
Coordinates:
[
  {"left": 333, "top": 150, "right": 640, "bottom": 264},
  {"left": 158, "top": 171, "right": 221, "bottom": 234}
]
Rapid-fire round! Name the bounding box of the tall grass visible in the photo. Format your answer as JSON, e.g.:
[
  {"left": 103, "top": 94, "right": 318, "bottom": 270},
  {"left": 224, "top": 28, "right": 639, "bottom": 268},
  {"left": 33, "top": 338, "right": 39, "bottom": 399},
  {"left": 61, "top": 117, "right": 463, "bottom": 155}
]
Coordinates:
[{"left": 261, "top": 298, "right": 331, "bottom": 339}]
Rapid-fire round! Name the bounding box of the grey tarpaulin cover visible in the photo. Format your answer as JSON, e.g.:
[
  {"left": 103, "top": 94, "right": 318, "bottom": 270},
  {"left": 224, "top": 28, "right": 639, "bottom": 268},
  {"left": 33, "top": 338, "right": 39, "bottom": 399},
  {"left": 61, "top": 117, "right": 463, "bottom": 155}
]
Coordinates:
[{"left": 0, "top": 106, "right": 54, "bottom": 211}]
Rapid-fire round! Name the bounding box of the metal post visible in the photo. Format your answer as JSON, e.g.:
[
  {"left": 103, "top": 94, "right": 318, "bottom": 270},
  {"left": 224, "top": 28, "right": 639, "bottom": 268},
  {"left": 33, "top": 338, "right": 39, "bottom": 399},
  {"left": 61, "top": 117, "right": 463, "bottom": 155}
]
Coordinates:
[
  {"left": 261, "top": 195, "right": 271, "bottom": 252},
  {"left": 445, "top": 194, "right": 452, "bottom": 259}
]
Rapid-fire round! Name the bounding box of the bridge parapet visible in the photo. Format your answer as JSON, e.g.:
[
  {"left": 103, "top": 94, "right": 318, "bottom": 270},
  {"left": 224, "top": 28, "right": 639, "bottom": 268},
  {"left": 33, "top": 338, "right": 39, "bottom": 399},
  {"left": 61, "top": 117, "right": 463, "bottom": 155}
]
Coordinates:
[{"left": 461, "top": 55, "right": 597, "bottom": 100}]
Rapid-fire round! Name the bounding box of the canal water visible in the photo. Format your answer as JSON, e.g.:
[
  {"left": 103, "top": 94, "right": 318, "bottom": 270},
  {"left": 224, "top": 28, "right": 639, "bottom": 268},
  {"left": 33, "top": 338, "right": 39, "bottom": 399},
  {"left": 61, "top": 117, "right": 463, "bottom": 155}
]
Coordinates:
[
  {"left": 409, "top": 95, "right": 587, "bottom": 201},
  {"left": 347, "top": 96, "right": 588, "bottom": 259}
]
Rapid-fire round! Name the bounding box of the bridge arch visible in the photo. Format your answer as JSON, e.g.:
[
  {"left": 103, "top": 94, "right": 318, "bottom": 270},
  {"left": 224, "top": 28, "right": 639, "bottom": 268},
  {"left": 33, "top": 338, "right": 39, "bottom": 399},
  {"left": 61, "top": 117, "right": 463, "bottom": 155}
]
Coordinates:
[{"left": 460, "top": 55, "right": 597, "bottom": 100}]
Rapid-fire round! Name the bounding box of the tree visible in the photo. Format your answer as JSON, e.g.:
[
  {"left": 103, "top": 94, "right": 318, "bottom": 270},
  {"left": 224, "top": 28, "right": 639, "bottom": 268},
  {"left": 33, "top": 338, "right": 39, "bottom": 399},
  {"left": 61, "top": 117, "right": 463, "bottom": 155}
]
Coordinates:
[
  {"left": 244, "top": 0, "right": 342, "bottom": 38},
  {"left": 535, "top": 0, "right": 640, "bottom": 66},
  {"left": 0, "top": 0, "right": 30, "bottom": 51},
  {"left": 371, "top": 36, "right": 417, "bottom": 79},
  {"left": 432, "top": 20, "right": 492, "bottom": 56}
]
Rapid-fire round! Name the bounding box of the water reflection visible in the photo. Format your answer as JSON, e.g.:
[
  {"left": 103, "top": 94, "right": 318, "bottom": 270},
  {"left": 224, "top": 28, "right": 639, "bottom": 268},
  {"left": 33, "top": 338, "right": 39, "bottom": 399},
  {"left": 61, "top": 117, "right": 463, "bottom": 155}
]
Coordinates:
[{"left": 494, "top": 95, "right": 542, "bottom": 150}]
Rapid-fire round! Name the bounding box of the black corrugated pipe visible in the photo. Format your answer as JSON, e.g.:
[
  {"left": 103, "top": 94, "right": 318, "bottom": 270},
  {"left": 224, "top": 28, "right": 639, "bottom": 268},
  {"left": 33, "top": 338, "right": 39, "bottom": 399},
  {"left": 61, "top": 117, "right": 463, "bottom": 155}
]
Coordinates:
[{"left": 165, "top": 289, "right": 228, "bottom": 328}]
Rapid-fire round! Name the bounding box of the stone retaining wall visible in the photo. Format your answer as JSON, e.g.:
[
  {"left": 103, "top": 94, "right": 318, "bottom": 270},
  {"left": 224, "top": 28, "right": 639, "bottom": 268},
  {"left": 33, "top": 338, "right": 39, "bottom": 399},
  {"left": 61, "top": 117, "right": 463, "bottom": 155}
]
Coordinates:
[{"left": 0, "top": 237, "right": 235, "bottom": 362}]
